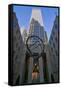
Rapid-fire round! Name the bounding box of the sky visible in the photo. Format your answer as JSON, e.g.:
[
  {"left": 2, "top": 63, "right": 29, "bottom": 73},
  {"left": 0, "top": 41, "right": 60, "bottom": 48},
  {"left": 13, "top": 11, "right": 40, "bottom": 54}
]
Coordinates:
[{"left": 13, "top": 5, "right": 59, "bottom": 40}]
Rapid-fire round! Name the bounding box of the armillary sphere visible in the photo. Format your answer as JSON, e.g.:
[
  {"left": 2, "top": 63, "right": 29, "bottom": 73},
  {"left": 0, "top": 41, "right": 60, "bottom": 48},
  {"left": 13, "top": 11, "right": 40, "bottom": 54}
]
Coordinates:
[{"left": 26, "top": 35, "right": 44, "bottom": 60}]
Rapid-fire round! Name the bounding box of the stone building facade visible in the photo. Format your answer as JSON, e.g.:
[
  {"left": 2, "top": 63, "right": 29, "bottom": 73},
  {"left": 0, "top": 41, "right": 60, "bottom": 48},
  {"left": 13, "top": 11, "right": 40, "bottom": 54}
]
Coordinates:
[
  {"left": 12, "top": 12, "right": 26, "bottom": 85},
  {"left": 49, "top": 16, "right": 59, "bottom": 82}
]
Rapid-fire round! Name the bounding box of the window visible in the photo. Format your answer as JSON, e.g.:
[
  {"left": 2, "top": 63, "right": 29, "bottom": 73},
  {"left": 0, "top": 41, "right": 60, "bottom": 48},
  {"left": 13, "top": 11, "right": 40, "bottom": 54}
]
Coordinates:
[
  {"left": 13, "top": 36, "right": 16, "bottom": 42},
  {"left": 15, "top": 54, "right": 18, "bottom": 60},
  {"left": 55, "top": 36, "right": 57, "bottom": 43},
  {"left": 16, "top": 29, "right": 19, "bottom": 34},
  {"left": 51, "top": 35, "right": 53, "bottom": 41},
  {"left": 51, "top": 74, "right": 55, "bottom": 82},
  {"left": 53, "top": 53, "right": 56, "bottom": 60},
  {"left": 18, "top": 35, "right": 20, "bottom": 40},
  {"left": 16, "top": 42, "right": 18, "bottom": 48},
  {"left": 34, "top": 25, "right": 40, "bottom": 36},
  {"left": 49, "top": 40, "right": 51, "bottom": 45},
  {"left": 51, "top": 47, "right": 53, "bottom": 52},
  {"left": 55, "top": 23, "right": 57, "bottom": 29},
  {"left": 53, "top": 42, "right": 55, "bottom": 48},
  {"left": 52, "top": 30, "right": 55, "bottom": 35},
  {"left": 18, "top": 46, "right": 20, "bottom": 51},
  {"left": 13, "top": 19, "right": 17, "bottom": 27},
  {"left": 55, "top": 50, "right": 58, "bottom": 56},
  {"left": 13, "top": 49, "right": 16, "bottom": 57}
]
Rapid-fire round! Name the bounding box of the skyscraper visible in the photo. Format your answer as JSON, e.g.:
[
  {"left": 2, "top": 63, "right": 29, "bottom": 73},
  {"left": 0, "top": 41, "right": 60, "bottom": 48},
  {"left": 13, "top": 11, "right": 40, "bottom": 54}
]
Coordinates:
[
  {"left": 12, "top": 12, "right": 26, "bottom": 85},
  {"left": 49, "top": 16, "right": 59, "bottom": 82},
  {"left": 29, "top": 8, "right": 45, "bottom": 41}
]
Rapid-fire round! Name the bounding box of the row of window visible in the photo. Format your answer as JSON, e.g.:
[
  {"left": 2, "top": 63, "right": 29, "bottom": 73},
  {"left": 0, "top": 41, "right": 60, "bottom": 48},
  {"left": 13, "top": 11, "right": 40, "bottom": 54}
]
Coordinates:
[
  {"left": 50, "top": 45, "right": 58, "bottom": 59},
  {"left": 30, "top": 23, "right": 44, "bottom": 36},
  {"left": 49, "top": 31, "right": 58, "bottom": 51}
]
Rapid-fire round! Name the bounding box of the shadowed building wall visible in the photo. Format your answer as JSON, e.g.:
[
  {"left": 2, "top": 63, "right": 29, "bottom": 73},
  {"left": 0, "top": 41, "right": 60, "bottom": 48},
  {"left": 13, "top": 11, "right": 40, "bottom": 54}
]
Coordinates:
[
  {"left": 49, "top": 16, "right": 59, "bottom": 82},
  {"left": 12, "top": 12, "right": 26, "bottom": 85}
]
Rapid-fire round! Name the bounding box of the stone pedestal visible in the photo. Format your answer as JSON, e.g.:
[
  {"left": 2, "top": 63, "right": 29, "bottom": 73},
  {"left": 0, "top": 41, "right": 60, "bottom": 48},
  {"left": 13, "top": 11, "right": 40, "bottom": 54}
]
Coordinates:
[
  {"left": 19, "top": 56, "right": 25, "bottom": 84},
  {"left": 45, "top": 45, "right": 51, "bottom": 82},
  {"left": 27, "top": 57, "right": 33, "bottom": 83},
  {"left": 39, "top": 57, "right": 44, "bottom": 83},
  {"left": 19, "top": 46, "right": 26, "bottom": 84}
]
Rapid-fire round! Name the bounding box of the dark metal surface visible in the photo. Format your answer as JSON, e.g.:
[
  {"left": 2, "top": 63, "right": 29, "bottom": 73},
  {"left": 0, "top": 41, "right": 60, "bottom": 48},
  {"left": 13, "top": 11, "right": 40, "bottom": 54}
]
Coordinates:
[{"left": 26, "top": 35, "right": 44, "bottom": 59}]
